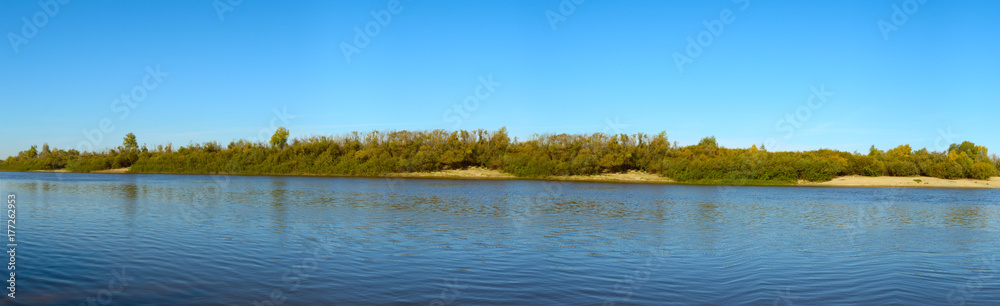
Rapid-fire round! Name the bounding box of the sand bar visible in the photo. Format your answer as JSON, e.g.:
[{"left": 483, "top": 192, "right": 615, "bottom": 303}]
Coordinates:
[
  {"left": 16, "top": 167, "right": 1000, "bottom": 188},
  {"left": 799, "top": 175, "right": 999, "bottom": 189}
]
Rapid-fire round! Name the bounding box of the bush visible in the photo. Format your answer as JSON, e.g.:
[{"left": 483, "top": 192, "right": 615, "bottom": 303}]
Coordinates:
[
  {"left": 927, "top": 160, "right": 964, "bottom": 179},
  {"left": 2, "top": 130, "right": 996, "bottom": 184},
  {"left": 858, "top": 159, "right": 886, "bottom": 177},
  {"left": 969, "top": 162, "right": 996, "bottom": 180},
  {"left": 886, "top": 160, "right": 919, "bottom": 176}
]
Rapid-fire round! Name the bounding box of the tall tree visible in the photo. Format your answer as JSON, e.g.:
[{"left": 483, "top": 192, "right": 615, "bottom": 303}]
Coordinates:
[
  {"left": 271, "top": 127, "right": 290, "bottom": 149},
  {"left": 124, "top": 133, "right": 139, "bottom": 151}
]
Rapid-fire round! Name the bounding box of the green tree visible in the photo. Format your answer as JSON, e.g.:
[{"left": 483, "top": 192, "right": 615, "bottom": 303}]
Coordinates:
[
  {"left": 124, "top": 133, "right": 138, "bottom": 151},
  {"left": 868, "top": 145, "right": 884, "bottom": 159},
  {"left": 24, "top": 145, "right": 38, "bottom": 159},
  {"left": 271, "top": 127, "right": 290, "bottom": 149}
]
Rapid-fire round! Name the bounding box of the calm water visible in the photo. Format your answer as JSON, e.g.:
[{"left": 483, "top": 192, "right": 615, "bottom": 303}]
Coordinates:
[{"left": 2, "top": 171, "right": 999, "bottom": 305}]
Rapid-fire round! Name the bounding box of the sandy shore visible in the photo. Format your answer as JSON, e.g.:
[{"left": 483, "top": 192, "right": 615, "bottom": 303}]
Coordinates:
[
  {"left": 547, "top": 170, "right": 675, "bottom": 183},
  {"left": 28, "top": 168, "right": 129, "bottom": 174},
  {"left": 19, "top": 167, "right": 1000, "bottom": 188},
  {"left": 29, "top": 169, "right": 69, "bottom": 173},
  {"left": 387, "top": 167, "right": 515, "bottom": 179},
  {"left": 799, "top": 175, "right": 999, "bottom": 189},
  {"left": 391, "top": 169, "right": 996, "bottom": 188},
  {"left": 92, "top": 168, "right": 130, "bottom": 174},
  {"left": 387, "top": 167, "right": 673, "bottom": 184}
]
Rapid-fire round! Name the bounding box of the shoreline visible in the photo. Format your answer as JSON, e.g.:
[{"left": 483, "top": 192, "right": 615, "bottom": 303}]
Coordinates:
[
  {"left": 12, "top": 167, "right": 1000, "bottom": 189},
  {"left": 798, "top": 175, "right": 999, "bottom": 189}
]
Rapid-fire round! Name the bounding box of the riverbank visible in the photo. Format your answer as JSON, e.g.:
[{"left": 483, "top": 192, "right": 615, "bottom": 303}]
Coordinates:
[
  {"left": 799, "top": 175, "right": 1000, "bottom": 189},
  {"left": 20, "top": 167, "right": 999, "bottom": 188},
  {"left": 28, "top": 169, "right": 69, "bottom": 173},
  {"left": 389, "top": 169, "right": 998, "bottom": 188},
  {"left": 28, "top": 168, "right": 129, "bottom": 174},
  {"left": 388, "top": 167, "right": 675, "bottom": 184}
]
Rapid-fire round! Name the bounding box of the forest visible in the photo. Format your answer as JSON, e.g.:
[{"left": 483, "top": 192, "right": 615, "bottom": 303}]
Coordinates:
[{"left": 2, "top": 128, "right": 998, "bottom": 184}]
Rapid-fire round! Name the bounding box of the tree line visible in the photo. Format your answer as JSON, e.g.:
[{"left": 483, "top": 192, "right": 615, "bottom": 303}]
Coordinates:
[{"left": 2, "top": 128, "right": 998, "bottom": 184}]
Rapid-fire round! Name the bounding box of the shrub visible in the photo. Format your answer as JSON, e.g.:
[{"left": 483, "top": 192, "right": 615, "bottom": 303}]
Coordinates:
[
  {"left": 886, "top": 160, "right": 919, "bottom": 176},
  {"left": 969, "top": 162, "right": 996, "bottom": 180},
  {"left": 856, "top": 157, "right": 885, "bottom": 177},
  {"left": 927, "top": 160, "right": 964, "bottom": 179},
  {"left": 2, "top": 129, "right": 996, "bottom": 184}
]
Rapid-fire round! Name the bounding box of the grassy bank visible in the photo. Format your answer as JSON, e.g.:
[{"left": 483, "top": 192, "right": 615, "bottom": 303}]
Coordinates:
[{"left": 2, "top": 128, "right": 998, "bottom": 185}]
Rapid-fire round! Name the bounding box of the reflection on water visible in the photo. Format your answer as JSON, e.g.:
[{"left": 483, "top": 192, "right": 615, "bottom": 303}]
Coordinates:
[{"left": 2, "top": 171, "right": 999, "bottom": 304}]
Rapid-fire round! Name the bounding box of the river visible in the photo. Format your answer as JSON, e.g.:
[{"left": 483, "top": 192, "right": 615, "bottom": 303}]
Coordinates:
[{"left": 2, "top": 171, "right": 998, "bottom": 304}]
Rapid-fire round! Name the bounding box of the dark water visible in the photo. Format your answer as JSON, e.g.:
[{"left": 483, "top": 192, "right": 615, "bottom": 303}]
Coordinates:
[{"left": 2, "top": 171, "right": 999, "bottom": 305}]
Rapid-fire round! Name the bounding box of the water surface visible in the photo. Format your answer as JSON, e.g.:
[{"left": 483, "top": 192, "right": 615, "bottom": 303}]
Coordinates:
[{"left": 3, "top": 171, "right": 999, "bottom": 304}]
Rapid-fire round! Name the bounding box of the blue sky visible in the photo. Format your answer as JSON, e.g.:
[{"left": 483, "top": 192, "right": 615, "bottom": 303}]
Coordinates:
[{"left": 1, "top": 0, "right": 998, "bottom": 158}]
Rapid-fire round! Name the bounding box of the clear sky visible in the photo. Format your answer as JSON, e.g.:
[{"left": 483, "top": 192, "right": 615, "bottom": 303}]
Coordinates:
[{"left": 2, "top": 0, "right": 998, "bottom": 158}]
